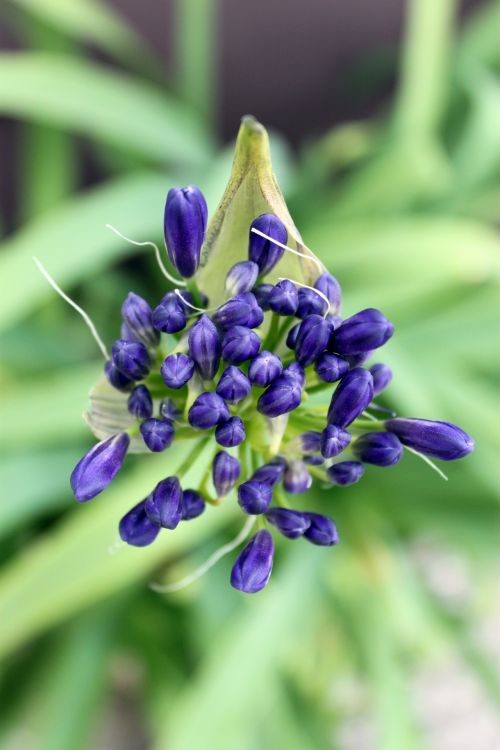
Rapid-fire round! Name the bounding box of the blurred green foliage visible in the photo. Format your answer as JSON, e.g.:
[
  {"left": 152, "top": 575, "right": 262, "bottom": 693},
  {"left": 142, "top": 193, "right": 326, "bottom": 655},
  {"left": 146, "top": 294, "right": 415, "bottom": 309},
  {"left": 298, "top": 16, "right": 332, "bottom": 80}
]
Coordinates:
[{"left": 0, "top": 1, "right": 499, "bottom": 748}]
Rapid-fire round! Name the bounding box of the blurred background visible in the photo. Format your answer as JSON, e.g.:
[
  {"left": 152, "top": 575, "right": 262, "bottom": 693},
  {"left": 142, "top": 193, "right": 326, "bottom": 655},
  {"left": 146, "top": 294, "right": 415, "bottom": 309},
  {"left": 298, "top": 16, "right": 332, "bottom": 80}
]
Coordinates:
[{"left": 0, "top": 1, "right": 499, "bottom": 748}]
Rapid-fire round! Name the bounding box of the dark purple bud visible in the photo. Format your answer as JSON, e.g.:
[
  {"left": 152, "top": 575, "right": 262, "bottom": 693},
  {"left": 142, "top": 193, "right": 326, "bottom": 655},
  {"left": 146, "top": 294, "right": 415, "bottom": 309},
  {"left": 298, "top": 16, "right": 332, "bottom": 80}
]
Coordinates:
[
  {"left": 247, "top": 302, "right": 264, "bottom": 329},
  {"left": 140, "top": 418, "right": 175, "bottom": 452},
  {"left": 145, "top": 476, "right": 183, "bottom": 529},
  {"left": 268, "top": 279, "right": 298, "bottom": 316},
  {"left": 257, "top": 373, "right": 302, "bottom": 417},
  {"left": 160, "top": 352, "right": 195, "bottom": 389},
  {"left": 253, "top": 283, "right": 274, "bottom": 310},
  {"left": 299, "top": 431, "right": 322, "bottom": 453},
  {"left": 121, "top": 292, "right": 159, "bottom": 348},
  {"left": 295, "top": 314, "right": 332, "bottom": 366},
  {"left": 304, "top": 513, "right": 339, "bottom": 546},
  {"left": 344, "top": 350, "right": 374, "bottom": 368},
  {"left": 188, "top": 314, "right": 221, "bottom": 380},
  {"left": 215, "top": 366, "right": 252, "bottom": 404},
  {"left": 212, "top": 292, "right": 259, "bottom": 330},
  {"left": 111, "top": 339, "right": 150, "bottom": 380},
  {"left": 248, "top": 350, "right": 283, "bottom": 387},
  {"left": 327, "top": 368, "right": 374, "bottom": 428},
  {"left": 286, "top": 322, "right": 300, "bottom": 350},
  {"left": 159, "top": 397, "right": 181, "bottom": 421},
  {"left": 152, "top": 295, "right": 187, "bottom": 334},
  {"left": 104, "top": 360, "right": 134, "bottom": 392},
  {"left": 314, "top": 272, "right": 342, "bottom": 314},
  {"left": 230, "top": 529, "right": 274, "bottom": 594},
  {"left": 320, "top": 425, "right": 351, "bottom": 459},
  {"left": 265, "top": 508, "right": 310, "bottom": 539},
  {"left": 385, "top": 418, "right": 475, "bottom": 460},
  {"left": 296, "top": 287, "right": 328, "bottom": 319},
  {"left": 327, "top": 461, "right": 364, "bottom": 486},
  {"left": 248, "top": 214, "right": 287, "bottom": 275},
  {"left": 213, "top": 451, "right": 240, "bottom": 497},
  {"left": 119, "top": 500, "right": 160, "bottom": 547},
  {"left": 303, "top": 455, "right": 325, "bottom": 466},
  {"left": 127, "top": 384, "right": 153, "bottom": 419},
  {"left": 71, "top": 433, "right": 129, "bottom": 502},
  {"left": 369, "top": 363, "right": 393, "bottom": 395},
  {"left": 222, "top": 326, "right": 261, "bottom": 364},
  {"left": 238, "top": 480, "right": 273, "bottom": 514},
  {"left": 251, "top": 458, "right": 286, "bottom": 485},
  {"left": 330, "top": 308, "right": 394, "bottom": 354},
  {"left": 284, "top": 362, "right": 305, "bottom": 387},
  {"left": 188, "top": 392, "right": 230, "bottom": 429},
  {"left": 163, "top": 185, "right": 207, "bottom": 278},
  {"left": 283, "top": 460, "right": 312, "bottom": 493},
  {"left": 225, "top": 261, "right": 259, "bottom": 295},
  {"left": 215, "top": 416, "right": 246, "bottom": 447},
  {"left": 315, "top": 352, "right": 350, "bottom": 383},
  {"left": 181, "top": 489, "right": 206, "bottom": 520},
  {"left": 352, "top": 431, "right": 403, "bottom": 466},
  {"left": 327, "top": 314, "right": 343, "bottom": 330}
]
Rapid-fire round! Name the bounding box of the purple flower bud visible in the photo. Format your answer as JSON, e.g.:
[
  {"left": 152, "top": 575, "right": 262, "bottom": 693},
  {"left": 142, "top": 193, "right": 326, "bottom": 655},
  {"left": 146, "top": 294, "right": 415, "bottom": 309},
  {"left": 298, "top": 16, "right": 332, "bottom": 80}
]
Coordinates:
[
  {"left": 284, "top": 362, "right": 305, "bottom": 387},
  {"left": 248, "top": 350, "right": 283, "bottom": 387},
  {"left": 215, "top": 416, "right": 246, "bottom": 447},
  {"left": 304, "top": 513, "right": 339, "bottom": 546},
  {"left": 327, "top": 461, "right": 364, "bottom": 486},
  {"left": 164, "top": 185, "right": 207, "bottom": 278},
  {"left": 159, "top": 398, "right": 181, "bottom": 421},
  {"left": 181, "top": 489, "right": 206, "bottom": 520},
  {"left": 369, "top": 363, "right": 393, "bottom": 396},
  {"left": 257, "top": 373, "right": 302, "bottom": 417},
  {"left": 247, "top": 302, "right": 264, "bottom": 329},
  {"left": 251, "top": 458, "right": 286, "bottom": 485},
  {"left": 314, "top": 272, "right": 342, "bottom": 314},
  {"left": 188, "top": 314, "right": 221, "bottom": 380},
  {"left": 320, "top": 425, "right": 351, "bottom": 458},
  {"left": 385, "top": 418, "right": 475, "bottom": 460},
  {"left": 121, "top": 292, "right": 159, "bottom": 348},
  {"left": 140, "top": 418, "right": 175, "bottom": 452},
  {"left": 119, "top": 500, "right": 160, "bottom": 547},
  {"left": 222, "top": 326, "right": 261, "bottom": 364},
  {"left": 268, "top": 279, "right": 298, "bottom": 315},
  {"left": 160, "top": 352, "right": 195, "bottom": 389},
  {"left": 216, "top": 366, "right": 252, "bottom": 403},
  {"left": 111, "top": 339, "right": 150, "bottom": 380},
  {"left": 283, "top": 460, "right": 312, "bottom": 493},
  {"left": 188, "top": 392, "right": 230, "bottom": 429},
  {"left": 152, "top": 294, "right": 187, "bottom": 334},
  {"left": 295, "top": 314, "right": 332, "bottom": 366},
  {"left": 248, "top": 214, "right": 287, "bottom": 275},
  {"left": 253, "top": 283, "right": 274, "bottom": 310},
  {"left": 105, "top": 360, "right": 134, "bottom": 392},
  {"left": 330, "top": 308, "right": 394, "bottom": 354},
  {"left": 296, "top": 287, "right": 329, "bottom": 319},
  {"left": 238, "top": 480, "right": 273, "bottom": 514},
  {"left": 314, "top": 352, "right": 350, "bottom": 383},
  {"left": 265, "top": 508, "right": 310, "bottom": 539},
  {"left": 286, "top": 322, "right": 300, "bottom": 350},
  {"left": 303, "top": 455, "right": 325, "bottom": 466},
  {"left": 213, "top": 292, "right": 262, "bottom": 330},
  {"left": 344, "top": 350, "right": 374, "bottom": 368},
  {"left": 71, "top": 433, "right": 129, "bottom": 502},
  {"left": 299, "top": 431, "right": 322, "bottom": 453},
  {"left": 213, "top": 451, "right": 240, "bottom": 497},
  {"left": 225, "top": 261, "right": 259, "bottom": 295},
  {"left": 327, "top": 368, "right": 374, "bottom": 428},
  {"left": 230, "top": 529, "right": 274, "bottom": 593},
  {"left": 327, "top": 314, "right": 343, "bottom": 330},
  {"left": 352, "top": 431, "right": 403, "bottom": 466},
  {"left": 127, "top": 384, "right": 153, "bottom": 419},
  {"left": 145, "top": 476, "right": 183, "bottom": 529}
]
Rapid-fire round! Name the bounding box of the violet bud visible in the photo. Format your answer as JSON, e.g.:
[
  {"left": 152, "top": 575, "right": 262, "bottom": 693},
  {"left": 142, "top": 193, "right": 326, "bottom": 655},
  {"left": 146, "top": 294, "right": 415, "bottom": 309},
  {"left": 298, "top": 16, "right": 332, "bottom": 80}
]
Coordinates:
[
  {"left": 330, "top": 308, "right": 394, "bottom": 354},
  {"left": 222, "top": 325, "right": 261, "bottom": 364},
  {"left": 314, "top": 272, "right": 342, "bottom": 314},
  {"left": 188, "top": 392, "right": 230, "bottom": 429},
  {"left": 160, "top": 352, "right": 195, "bottom": 389},
  {"left": 111, "top": 339, "right": 150, "bottom": 380},
  {"left": 152, "top": 293, "right": 187, "bottom": 334},
  {"left": 369, "top": 363, "right": 393, "bottom": 396},
  {"left": 216, "top": 365, "right": 252, "bottom": 404},
  {"left": 327, "top": 460, "right": 364, "bottom": 486},
  {"left": 215, "top": 416, "right": 246, "bottom": 447},
  {"left": 257, "top": 373, "right": 302, "bottom": 417},
  {"left": 188, "top": 314, "right": 221, "bottom": 380},
  {"left": 225, "top": 260, "right": 259, "bottom": 295},
  {"left": 352, "top": 431, "right": 403, "bottom": 466},
  {"left": 230, "top": 529, "right": 274, "bottom": 594},
  {"left": 299, "top": 431, "right": 322, "bottom": 453},
  {"left": 159, "top": 398, "right": 181, "bottom": 421},
  {"left": 121, "top": 292, "right": 159, "bottom": 348},
  {"left": 251, "top": 458, "right": 286, "bottom": 485},
  {"left": 284, "top": 362, "right": 305, "bottom": 387},
  {"left": 265, "top": 508, "right": 310, "bottom": 539},
  {"left": 163, "top": 185, "right": 207, "bottom": 278},
  {"left": 327, "top": 314, "right": 343, "bottom": 330},
  {"left": 345, "top": 350, "right": 374, "bottom": 368},
  {"left": 283, "top": 460, "right": 312, "bottom": 494},
  {"left": 268, "top": 279, "right": 299, "bottom": 316},
  {"left": 71, "top": 433, "right": 129, "bottom": 502},
  {"left": 303, "top": 455, "right": 325, "bottom": 466},
  {"left": 119, "top": 500, "right": 161, "bottom": 547},
  {"left": 248, "top": 214, "right": 287, "bottom": 275},
  {"left": 247, "top": 302, "right": 265, "bottom": 329},
  {"left": 385, "top": 418, "right": 475, "bottom": 460},
  {"left": 327, "top": 368, "right": 374, "bottom": 428},
  {"left": 105, "top": 360, "right": 134, "bottom": 392},
  {"left": 296, "top": 287, "right": 329, "bottom": 319},
  {"left": 127, "top": 384, "right": 153, "bottom": 419},
  {"left": 145, "top": 476, "right": 183, "bottom": 529},
  {"left": 248, "top": 350, "right": 283, "bottom": 387},
  {"left": 213, "top": 451, "right": 240, "bottom": 497},
  {"left": 212, "top": 292, "right": 261, "bottom": 330},
  {"left": 238, "top": 480, "right": 273, "bottom": 514},
  {"left": 140, "top": 418, "right": 175, "bottom": 452},
  {"left": 286, "top": 322, "right": 300, "bottom": 350},
  {"left": 320, "top": 425, "right": 351, "bottom": 459},
  {"left": 181, "top": 489, "right": 206, "bottom": 520},
  {"left": 295, "top": 314, "right": 332, "bottom": 366},
  {"left": 315, "top": 352, "right": 350, "bottom": 383},
  {"left": 304, "top": 513, "right": 339, "bottom": 546},
  {"left": 253, "top": 283, "right": 274, "bottom": 310}
]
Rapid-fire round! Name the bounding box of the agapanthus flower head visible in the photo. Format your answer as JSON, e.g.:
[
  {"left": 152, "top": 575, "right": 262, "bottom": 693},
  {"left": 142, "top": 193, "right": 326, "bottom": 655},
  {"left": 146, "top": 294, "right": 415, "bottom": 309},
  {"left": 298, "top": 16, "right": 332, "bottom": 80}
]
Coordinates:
[{"left": 164, "top": 185, "right": 207, "bottom": 278}]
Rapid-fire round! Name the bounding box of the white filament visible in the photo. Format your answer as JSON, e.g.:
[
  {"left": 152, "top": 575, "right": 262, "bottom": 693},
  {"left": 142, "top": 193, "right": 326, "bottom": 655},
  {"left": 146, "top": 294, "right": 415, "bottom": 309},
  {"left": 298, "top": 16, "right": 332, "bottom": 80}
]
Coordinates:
[
  {"left": 150, "top": 515, "right": 256, "bottom": 594},
  {"left": 361, "top": 410, "right": 378, "bottom": 422},
  {"left": 173, "top": 289, "right": 218, "bottom": 314},
  {"left": 105, "top": 224, "right": 187, "bottom": 287},
  {"left": 33, "top": 256, "right": 110, "bottom": 359},
  {"left": 250, "top": 227, "right": 323, "bottom": 272},
  {"left": 277, "top": 276, "right": 330, "bottom": 316},
  {"left": 405, "top": 446, "right": 448, "bottom": 481}
]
